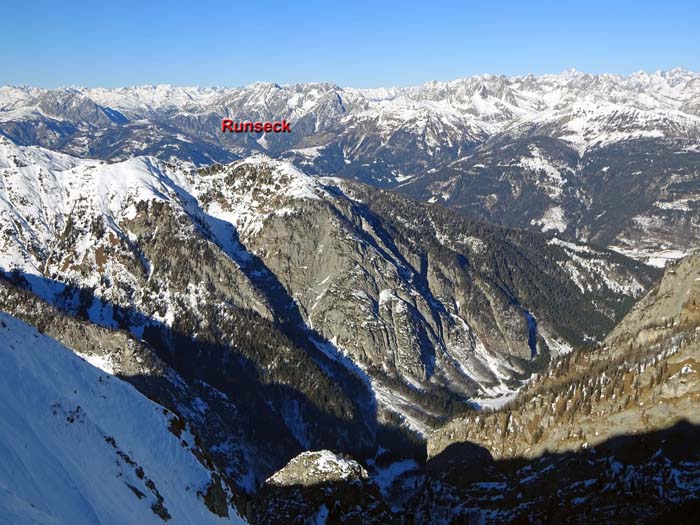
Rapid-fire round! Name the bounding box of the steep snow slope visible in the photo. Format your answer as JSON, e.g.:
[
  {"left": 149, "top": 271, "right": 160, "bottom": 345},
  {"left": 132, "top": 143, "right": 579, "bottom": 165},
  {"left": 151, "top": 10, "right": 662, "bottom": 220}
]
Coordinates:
[{"left": 0, "top": 311, "right": 247, "bottom": 524}]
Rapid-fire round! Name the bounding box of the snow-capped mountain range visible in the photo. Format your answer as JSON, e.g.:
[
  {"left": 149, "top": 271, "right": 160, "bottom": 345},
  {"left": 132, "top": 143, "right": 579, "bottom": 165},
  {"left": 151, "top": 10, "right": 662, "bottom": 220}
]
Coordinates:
[
  {"left": 3, "top": 68, "right": 698, "bottom": 146},
  {"left": 2, "top": 69, "right": 699, "bottom": 155},
  {"left": 2, "top": 69, "right": 699, "bottom": 265}
]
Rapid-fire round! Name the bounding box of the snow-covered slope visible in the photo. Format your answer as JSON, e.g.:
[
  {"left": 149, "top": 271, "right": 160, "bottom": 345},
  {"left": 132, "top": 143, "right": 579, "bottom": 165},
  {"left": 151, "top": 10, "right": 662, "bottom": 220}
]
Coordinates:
[
  {"left": 0, "top": 311, "right": 247, "bottom": 525},
  {"left": 0, "top": 135, "right": 186, "bottom": 276}
]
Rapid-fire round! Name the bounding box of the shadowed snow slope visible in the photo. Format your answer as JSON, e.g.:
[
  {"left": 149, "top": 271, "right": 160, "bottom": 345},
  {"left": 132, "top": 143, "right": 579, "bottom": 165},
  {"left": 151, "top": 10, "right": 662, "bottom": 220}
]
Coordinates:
[{"left": 0, "top": 311, "right": 247, "bottom": 525}]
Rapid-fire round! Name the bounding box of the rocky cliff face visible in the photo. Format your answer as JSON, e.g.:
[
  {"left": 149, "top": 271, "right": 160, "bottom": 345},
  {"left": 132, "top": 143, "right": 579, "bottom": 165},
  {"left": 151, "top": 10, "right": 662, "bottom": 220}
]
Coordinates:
[
  {"left": 420, "top": 253, "right": 700, "bottom": 522},
  {"left": 193, "top": 157, "right": 657, "bottom": 427},
  {"left": 429, "top": 253, "right": 700, "bottom": 460}
]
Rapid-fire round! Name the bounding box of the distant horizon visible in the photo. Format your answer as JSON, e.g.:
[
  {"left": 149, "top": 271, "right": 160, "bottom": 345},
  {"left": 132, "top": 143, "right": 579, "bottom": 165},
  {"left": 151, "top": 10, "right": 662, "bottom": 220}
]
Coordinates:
[
  {"left": 2, "top": 1, "right": 699, "bottom": 88},
  {"left": 2, "top": 66, "right": 699, "bottom": 92}
]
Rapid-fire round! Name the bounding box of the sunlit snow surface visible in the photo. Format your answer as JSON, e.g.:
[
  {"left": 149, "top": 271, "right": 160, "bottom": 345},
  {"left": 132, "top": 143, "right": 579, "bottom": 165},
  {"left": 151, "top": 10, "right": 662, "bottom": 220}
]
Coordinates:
[{"left": 609, "top": 245, "right": 689, "bottom": 268}]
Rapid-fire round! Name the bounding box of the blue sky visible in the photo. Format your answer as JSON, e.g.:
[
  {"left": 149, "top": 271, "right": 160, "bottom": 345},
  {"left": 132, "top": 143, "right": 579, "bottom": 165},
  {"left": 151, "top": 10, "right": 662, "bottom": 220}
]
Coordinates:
[{"left": 1, "top": 0, "right": 698, "bottom": 88}]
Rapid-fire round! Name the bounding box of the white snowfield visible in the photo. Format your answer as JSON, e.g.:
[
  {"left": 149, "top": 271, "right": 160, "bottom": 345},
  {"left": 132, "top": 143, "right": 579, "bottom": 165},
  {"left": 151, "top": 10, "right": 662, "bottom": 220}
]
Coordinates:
[{"left": 0, "top": 311, "right": 248, "bottom": 525}]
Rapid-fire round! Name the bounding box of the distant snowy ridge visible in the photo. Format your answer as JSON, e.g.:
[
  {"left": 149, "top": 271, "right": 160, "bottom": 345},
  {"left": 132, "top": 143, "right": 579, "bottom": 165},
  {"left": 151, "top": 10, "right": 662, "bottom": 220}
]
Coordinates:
[{"left": 2, "top": 69, "right": 700, "bottom": 181}]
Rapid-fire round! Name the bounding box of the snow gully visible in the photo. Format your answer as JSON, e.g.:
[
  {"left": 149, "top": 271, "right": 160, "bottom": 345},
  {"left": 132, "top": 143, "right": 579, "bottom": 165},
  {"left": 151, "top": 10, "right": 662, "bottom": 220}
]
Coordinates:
[{"left": 221, "top": 119, "right": 292, "bottom": 133}]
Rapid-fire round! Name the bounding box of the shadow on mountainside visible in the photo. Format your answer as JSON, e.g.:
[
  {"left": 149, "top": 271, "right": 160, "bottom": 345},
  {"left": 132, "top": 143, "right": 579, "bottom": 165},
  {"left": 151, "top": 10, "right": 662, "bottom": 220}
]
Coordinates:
[
  {"left": 143, "top": 161, "right": 380, "bottom": 418},
  {"left": 230, "top": 420, "right": 700, "bottom": 524},
  {"left": 418, "top": 419, "right": 700, "bottom": 524},
  {"left": 5, "top": 270, "right": 700, "bottom": 522},
  {"left": 252, "top": 477, "right": 398, "bottom": 525},
  {"left": 0, "top": 270, "right": 424, "bottom": 491}
]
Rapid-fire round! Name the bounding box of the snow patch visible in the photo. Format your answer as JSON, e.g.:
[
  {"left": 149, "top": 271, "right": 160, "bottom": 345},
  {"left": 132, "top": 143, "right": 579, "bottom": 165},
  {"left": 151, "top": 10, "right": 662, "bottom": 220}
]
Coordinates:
[{"left": 532, "top": 206, "right": 567, "bottom": 233}]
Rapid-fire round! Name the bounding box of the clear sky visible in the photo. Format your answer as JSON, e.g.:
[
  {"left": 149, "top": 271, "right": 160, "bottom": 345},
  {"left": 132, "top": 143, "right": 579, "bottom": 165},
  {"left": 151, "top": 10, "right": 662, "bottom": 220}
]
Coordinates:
[{"left": 1, "top": 0, "right": 698, "bottom": 88}]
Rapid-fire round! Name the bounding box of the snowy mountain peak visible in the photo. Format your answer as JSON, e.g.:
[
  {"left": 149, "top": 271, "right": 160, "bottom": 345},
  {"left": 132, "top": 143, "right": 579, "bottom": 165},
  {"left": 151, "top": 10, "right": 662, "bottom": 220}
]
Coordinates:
[
  {"left": 232, "top": 154, "right": 323, "bottom": 201},
  {"left": 193, "top": 154, "right": 327, "bottom": 237},
  {"left": 266, "top": 450, "right": 368, "bottom": 487}
]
